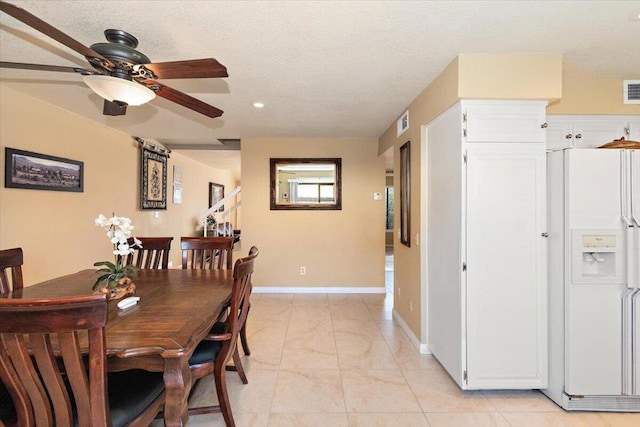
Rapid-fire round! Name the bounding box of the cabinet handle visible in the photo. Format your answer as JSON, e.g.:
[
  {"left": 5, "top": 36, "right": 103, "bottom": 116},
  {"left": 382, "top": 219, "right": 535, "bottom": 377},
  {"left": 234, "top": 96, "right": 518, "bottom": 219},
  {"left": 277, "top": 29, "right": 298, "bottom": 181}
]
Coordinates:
[
  {"left": 575, "top": 133, "right": 582, "bottom": 139},
  {"left": 540, "top": 123, "right": 548, "bottom": 129},
  {"left": 565, "top": 134, "right": 573, "bottom": 139}
]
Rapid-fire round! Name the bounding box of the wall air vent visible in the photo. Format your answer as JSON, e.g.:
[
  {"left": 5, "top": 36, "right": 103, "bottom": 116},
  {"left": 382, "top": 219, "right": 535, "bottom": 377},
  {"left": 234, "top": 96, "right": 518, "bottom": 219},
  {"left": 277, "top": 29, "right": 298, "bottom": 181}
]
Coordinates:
[
  {"left": 623, "top": 80, "right": 640, "bottom": 104},
  {"left": 397, "top": 110, "right": 409, "bottom": 136}
]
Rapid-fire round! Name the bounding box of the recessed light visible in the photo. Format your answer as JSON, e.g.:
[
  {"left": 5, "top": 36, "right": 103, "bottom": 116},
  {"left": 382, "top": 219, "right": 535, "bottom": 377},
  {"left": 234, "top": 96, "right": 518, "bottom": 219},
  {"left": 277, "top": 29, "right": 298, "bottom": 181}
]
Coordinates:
[{"left": 252, "top": 102, "right": 265, "bottom": 108}]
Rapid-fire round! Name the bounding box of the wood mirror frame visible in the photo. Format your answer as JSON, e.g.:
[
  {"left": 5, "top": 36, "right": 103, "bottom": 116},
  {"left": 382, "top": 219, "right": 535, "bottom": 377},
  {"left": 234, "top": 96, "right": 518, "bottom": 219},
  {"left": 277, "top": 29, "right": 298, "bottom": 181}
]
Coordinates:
[{"left": 270, "top": 158, "right": 342, "bottom": 210}]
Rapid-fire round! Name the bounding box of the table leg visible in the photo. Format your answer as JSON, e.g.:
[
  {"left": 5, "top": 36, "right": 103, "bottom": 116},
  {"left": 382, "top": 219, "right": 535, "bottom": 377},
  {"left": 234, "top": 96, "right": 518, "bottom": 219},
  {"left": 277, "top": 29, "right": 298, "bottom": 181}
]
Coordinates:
[{"left": 163, "top": 356, "right": 192, "bottom": 426}]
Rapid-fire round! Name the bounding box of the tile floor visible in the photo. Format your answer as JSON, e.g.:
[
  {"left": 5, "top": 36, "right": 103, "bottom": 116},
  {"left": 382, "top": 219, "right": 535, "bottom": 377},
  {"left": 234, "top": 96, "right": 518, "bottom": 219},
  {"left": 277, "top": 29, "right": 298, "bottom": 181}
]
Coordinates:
[{"left": 156, "top": 292, "right": 640, "bottom": 427}]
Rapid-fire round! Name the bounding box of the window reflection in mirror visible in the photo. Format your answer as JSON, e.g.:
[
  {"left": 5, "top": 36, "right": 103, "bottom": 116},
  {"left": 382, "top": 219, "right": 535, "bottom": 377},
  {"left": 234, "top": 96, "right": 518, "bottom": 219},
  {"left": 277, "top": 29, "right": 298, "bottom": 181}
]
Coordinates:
[{"left": 270, "top": 158, "right": 342, "bottom": 210}]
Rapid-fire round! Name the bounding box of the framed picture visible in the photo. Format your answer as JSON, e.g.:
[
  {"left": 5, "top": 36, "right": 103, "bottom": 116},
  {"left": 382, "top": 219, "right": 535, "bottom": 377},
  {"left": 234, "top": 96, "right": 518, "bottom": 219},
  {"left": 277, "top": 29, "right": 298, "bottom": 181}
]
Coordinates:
[
  {"left": 141, "top": 147, "right": 167, "bottom": 210},
  {"left": 4, "top": 147, "right": 83, "bottom": 192},
  {"left": 173, "top": 165, "right": 182, "bottom": 184},
  {"left": 399, "top": 141, "right": 411, "bottom": 247},
  {"left": 173, "top": 185, "right": 182, "bottom": 204},
  {"left": 209, "top": 182, "right": 224, "bottom": 211}
]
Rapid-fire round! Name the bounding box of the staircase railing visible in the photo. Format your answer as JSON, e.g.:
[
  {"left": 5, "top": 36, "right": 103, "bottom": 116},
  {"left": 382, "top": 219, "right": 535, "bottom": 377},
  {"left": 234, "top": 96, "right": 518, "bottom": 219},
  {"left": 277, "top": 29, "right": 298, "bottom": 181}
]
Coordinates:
[{"left": 202, "top": 186, "right": 241, "bottom": 237}]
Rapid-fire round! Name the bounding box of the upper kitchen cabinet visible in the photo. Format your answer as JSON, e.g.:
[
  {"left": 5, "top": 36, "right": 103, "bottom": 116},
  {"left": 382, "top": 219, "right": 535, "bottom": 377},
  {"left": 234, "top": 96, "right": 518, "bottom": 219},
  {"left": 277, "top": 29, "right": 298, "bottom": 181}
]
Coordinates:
[
  {"left": 546, "top": 115, "right": 640, "bottom": 151},
  {"left": 463, "top": 100, "right": 547, "bottom": 143}
]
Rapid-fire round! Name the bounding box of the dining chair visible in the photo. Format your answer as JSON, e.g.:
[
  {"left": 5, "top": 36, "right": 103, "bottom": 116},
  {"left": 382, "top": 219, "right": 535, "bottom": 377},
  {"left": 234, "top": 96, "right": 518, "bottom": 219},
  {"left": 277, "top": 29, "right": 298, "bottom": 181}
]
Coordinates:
[
  {"left": 237, "top": 246, "right": 258, "bottom": 360},
  {"left": 213, "top": 246, "right": 258, "bottom": 385},
  {"left": 187, "top": 253, "right": 256, "bottom": 426},
  {"left": 0, "top": 293, "right": 166, "bottom": 427},
  {"left": 121, "top": 236, "right": 174, "bottom": 269},
  {"left": 0, "top": 248, "right": 24, "bottom": 294},
  {"left": 181, "top": 236, "right": 234, "bottom": 270}
]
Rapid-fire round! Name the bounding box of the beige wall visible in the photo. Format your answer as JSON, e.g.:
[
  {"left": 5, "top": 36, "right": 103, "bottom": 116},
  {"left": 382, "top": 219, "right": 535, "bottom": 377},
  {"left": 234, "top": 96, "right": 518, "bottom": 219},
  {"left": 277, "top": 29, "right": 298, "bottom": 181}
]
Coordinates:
[
  {"left": 241, "top": 137, "right": 385, "bottom": 288},
  {"left": 0, "top": 86, "right": 237, "bottom": 285},
  {"left": 458, "top": 53, "right": 562, "bottom": 100},
  {"left": 547, "top": 60, "right": 640, "bottom": 115}
]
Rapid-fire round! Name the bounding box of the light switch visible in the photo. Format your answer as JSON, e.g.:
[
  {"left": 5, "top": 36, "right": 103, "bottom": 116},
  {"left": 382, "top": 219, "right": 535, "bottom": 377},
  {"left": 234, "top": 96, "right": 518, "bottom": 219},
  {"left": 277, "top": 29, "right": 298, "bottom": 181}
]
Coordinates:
[{"left": 373, "top": 192, "right": 382, "bottom": 201}]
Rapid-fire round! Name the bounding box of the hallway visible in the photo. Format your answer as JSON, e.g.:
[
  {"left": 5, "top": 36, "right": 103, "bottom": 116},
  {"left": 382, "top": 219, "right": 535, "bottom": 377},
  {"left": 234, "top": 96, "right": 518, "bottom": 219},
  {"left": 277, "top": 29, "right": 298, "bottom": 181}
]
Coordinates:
[{"left": 174, "top": 292, "right": 639, "bottom": 427}]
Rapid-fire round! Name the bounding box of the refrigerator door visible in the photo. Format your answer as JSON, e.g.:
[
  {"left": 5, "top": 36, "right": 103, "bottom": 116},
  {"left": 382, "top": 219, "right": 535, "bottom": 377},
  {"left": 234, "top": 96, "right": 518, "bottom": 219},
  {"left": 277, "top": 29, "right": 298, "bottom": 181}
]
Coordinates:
[{"left": 565, "top": 149, "right": 625, "bottom": 395}]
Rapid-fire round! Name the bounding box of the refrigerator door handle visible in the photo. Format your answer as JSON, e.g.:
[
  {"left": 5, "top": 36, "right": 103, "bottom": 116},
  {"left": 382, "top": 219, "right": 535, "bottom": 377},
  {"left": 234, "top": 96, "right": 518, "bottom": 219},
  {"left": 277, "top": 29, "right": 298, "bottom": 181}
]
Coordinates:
[
  {"left": 631, "top": 151, "right": 640, "bottom": 227},
  {"left": 621, "top": 151, "right": 633, "bottom": 226},
  {"left": 632, "top": 289, "right": 640, "bottom": 395},
  {"left": 623, "top": 288, "right": 635, "bottom": 395}
]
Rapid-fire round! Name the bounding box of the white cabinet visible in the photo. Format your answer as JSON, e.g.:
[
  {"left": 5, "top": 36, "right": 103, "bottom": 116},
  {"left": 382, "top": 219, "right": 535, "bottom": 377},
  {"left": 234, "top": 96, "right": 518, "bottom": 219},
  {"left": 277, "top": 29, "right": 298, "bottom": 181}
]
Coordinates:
[
  {"left": 427, "top": 100, "right": 548, "bottom": 390},
  {"left": 464, "top": 100, "right": 547, "bottom": 143},
  {"left": 547, "top": 115, "right": 637, "bottom": 151}
]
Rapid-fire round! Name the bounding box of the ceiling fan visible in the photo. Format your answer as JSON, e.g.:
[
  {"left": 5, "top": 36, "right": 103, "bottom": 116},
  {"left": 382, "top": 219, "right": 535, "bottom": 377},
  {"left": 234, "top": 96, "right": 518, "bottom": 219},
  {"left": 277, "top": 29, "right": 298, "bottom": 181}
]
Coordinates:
[{"left": 0, "top": 1, "right": 228, "bottom": 117}]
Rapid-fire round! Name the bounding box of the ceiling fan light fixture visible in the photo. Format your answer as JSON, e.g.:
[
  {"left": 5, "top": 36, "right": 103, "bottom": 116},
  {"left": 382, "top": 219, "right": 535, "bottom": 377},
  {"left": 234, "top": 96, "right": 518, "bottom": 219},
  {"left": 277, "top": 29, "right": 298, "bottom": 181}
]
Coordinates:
[{"left": 83, "top": 75, "right": 155, "bottom": 106}]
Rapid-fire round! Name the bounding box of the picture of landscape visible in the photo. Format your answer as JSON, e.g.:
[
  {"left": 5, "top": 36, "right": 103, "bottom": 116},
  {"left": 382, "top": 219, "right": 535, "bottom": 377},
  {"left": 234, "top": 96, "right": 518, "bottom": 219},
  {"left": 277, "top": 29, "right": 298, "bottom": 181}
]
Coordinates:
[{"left": 4, "top": 147, "right": 83, "bottom": 192}]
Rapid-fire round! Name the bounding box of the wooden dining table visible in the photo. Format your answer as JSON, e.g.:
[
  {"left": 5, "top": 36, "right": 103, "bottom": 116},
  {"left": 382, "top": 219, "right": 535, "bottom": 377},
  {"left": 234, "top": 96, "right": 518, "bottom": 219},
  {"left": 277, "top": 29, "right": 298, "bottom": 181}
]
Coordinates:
[{"left": 1, "top": 268, "right": 234, "bottom": 426}]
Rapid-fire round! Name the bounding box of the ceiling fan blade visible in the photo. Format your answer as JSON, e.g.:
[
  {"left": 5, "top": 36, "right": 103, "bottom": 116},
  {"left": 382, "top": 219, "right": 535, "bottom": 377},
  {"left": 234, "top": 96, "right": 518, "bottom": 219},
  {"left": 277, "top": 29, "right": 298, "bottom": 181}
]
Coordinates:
[
  {"left": 0, "top": 61, "right": 92, "bottom": 74},
  {"left": 143, "top": 80, "right": 224, "bottom": 118},
  {"left": 141, "top": 59, "right": 228, "bottom": 79},
  {"left": 0, "top": 1, "right": 113, "bottom": 67}
]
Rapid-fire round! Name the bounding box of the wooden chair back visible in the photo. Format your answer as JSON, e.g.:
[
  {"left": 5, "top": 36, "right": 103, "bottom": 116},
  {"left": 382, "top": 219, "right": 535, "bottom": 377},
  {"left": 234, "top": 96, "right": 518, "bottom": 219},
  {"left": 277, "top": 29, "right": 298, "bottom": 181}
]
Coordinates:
[
  {"left": 181, "top": 237, "right": 234, "bottom": 270},
  {"left": 0, "top": 248, "right": 24, "bottom": 294},
  {"left": 0, "top": 294, "right": 110, "bottom": 426},
  {"left": 121, "top": 237, "right": 173, "bottom": 269}
]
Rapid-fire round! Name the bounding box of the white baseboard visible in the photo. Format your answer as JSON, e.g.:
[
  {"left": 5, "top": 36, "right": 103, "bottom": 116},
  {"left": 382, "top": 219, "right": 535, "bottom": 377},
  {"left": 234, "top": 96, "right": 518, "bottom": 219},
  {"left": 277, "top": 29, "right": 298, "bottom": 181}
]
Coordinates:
[
  {"left": 392, "top": 308, "right": 430, "bottom": 354},
  {"left": 253, "top": 286, "right": 387, "bottom": 294}
]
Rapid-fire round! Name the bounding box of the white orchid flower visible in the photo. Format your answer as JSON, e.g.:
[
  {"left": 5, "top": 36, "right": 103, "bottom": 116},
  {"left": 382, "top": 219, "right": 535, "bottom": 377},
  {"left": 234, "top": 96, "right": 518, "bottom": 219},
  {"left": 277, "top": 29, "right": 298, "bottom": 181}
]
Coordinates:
[
  {"left": 95, "top": 214, "right": 107, "bottom": 227},
  {"left": 116, "top": 242, "right": 132, "bottom": 256}
]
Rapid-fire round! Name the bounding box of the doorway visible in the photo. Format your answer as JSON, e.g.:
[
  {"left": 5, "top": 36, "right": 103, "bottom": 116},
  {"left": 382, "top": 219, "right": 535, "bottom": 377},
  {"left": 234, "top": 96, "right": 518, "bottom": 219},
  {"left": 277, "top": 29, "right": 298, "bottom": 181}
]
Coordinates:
[{"left": 385, "top": 174, "right": 394, "bottom": 293}]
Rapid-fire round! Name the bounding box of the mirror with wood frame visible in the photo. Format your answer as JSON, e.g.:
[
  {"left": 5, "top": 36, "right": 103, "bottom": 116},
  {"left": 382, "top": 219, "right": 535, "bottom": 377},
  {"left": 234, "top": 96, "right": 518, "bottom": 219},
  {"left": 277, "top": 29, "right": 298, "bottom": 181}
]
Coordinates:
[{"left": 270, "top": 158, "right": 342, "bottom": 210}]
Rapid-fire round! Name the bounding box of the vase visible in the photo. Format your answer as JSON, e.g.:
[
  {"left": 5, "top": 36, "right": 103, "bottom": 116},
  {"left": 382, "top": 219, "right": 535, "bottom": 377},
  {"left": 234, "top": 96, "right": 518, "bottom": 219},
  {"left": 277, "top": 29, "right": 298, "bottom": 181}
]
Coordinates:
[{"left": 97, "top": 276, "right": 136, "bottom": 300}]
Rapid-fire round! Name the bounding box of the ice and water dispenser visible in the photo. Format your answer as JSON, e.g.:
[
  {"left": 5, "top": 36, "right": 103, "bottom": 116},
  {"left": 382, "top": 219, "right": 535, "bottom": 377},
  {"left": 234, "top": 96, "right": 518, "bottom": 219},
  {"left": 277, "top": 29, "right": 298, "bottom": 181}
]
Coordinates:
[{"left": 571, "top": 229, "right": 625, "bottom": 284}]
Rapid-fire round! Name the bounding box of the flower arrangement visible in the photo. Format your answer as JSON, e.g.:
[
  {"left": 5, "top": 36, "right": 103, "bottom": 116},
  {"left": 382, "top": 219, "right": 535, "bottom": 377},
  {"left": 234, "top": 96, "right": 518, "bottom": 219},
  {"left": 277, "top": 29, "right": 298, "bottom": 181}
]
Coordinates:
[{"left": 93, "top": 213, "right": 142, "bottom": 291}]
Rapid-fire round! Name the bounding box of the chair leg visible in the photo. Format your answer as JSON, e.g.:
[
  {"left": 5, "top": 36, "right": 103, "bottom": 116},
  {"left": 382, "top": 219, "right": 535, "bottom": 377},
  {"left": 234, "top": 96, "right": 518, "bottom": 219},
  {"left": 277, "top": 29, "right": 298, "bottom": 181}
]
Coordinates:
[
  {"left": 232, "top": 345, "right": 248, "bottom": 384},
  {"left": 239, "top": 324, "right": 251, "bottom": 356},
  {"left": 215, "top": 362, "right": 235, "bottom": 427}
]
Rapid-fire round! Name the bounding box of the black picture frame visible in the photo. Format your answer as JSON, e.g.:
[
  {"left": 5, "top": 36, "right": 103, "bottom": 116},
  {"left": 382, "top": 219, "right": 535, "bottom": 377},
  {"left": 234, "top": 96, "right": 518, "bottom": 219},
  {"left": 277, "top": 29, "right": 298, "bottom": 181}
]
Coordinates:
[
  {"left": 400, "top": 141, "right": 411, "bottom": 247},
  {"left": 140, "top": 147, "right": 167, "bottom": 210},
  {"left": 209, "top": 182, "right": 225, "bottom": 211},
  {"left": 4, "top": 147, "right": 83, "bottom": 192}
]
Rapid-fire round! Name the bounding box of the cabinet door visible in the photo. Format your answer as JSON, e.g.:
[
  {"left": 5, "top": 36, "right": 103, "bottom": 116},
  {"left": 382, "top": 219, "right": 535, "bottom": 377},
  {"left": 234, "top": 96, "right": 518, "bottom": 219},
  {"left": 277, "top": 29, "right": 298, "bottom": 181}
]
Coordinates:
[
  {"left": 628, "top": 119, "right": 640, "bottom": 142},
  {"left": 571, "top": 119, "right": 628, "bottom": 149},
  {"left": 463, "top": 101, "right": 546, "bottom": 143},
  {"left": 546, "top": 117, "right": 574, "bottom": 151},
  {"left": 465, "top": 143, "right": 547, "bottom": 389}
]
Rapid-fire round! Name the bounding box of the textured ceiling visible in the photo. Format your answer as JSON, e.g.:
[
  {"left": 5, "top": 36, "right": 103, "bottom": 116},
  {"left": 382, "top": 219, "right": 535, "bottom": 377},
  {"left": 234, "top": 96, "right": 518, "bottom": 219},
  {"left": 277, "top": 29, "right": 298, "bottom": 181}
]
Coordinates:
[{"left": 1, "top": 0, "right": 639, "bottom": 179}]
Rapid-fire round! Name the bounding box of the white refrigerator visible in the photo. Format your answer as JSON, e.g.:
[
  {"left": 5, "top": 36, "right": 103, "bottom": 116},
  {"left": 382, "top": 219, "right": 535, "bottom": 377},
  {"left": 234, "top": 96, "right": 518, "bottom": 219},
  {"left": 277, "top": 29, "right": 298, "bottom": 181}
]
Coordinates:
[{"left": 545, "top": 148, "right": 640, "bottom": 411}]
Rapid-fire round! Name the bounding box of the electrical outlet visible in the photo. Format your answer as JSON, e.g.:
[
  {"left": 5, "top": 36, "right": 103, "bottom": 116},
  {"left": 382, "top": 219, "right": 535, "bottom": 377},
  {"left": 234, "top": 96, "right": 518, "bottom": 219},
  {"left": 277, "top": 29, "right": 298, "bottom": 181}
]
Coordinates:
[{"left": 300, "top": 266, "right": 306, "bottom": 275}]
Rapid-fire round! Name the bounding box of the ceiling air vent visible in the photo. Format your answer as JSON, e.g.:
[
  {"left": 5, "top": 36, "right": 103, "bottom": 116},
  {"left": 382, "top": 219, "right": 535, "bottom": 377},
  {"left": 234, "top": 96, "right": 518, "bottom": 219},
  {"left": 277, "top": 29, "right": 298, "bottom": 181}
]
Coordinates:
[{"left": 623, "top": 80, "right": 640, "bottom": 104}]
